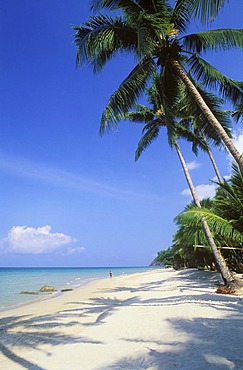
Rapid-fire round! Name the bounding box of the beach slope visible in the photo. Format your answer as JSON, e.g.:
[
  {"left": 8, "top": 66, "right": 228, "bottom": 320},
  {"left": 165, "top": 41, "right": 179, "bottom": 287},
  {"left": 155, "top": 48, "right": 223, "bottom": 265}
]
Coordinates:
[{"left": 0, "top": 268, "right": 242, "bottom": 369}]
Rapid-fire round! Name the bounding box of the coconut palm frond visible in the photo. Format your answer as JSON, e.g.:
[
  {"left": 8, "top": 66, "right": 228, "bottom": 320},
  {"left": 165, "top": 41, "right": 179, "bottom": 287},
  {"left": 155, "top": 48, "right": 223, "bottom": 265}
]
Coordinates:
[
  {"left": 183, "top": 29, "right": 243, "bottom": 54},
  {"left": 91, "top": 0, "right": 143, "bottom": 13},
  {"left": 157, "top": 68, "right": 180, "bottom": 146},
  {"left": 135, "top": 121, "right": 160, "bottom": 160},
  {"left": 122, "top": 106, "right": 155, "bottom": 123},
  {"left": 176, "top": 207, "right": 243, "bottom": 245},
  {"left": 100, "top": 57, "right": 156, "bottom": 134},
  {"left": 212, "top": 164, "right": 243, "bottom": 232},
  {"left": 176, "top": 120, "right": 207, "bottom": 155},
  {"left": 187, "top": 54, "right": 243, "bottom": 104},
  {"left": 178, "top": 83, "right": 232, "bottom": 147},
  {"left": 232, "top": 103, "right": 243, "bottom": 123},
  {"left": 74, "top": 15, "right": 142, "bottom": 72},
  {"left": 171, "top": 0, "right": 191, "bottom": 33},
  {"left": 184, "top": 0, "right": 227, "bottom": 25}
]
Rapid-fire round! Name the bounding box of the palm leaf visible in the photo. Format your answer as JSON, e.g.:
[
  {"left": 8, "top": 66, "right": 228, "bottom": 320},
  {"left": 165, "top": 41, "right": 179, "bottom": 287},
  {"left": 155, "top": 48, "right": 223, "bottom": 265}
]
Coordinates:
[
  {"left": 122, "top": 105, "right": 155, "bottom": 123},
  {"left": 232, "top": 103, "right": 243, "bottom": 123},
  {"left": 178, "top": 82, "right": 232, "bottom": 147},
  {"left": 74, "top": 15, "right": 139, "bottom": 72},
  {"left": 213, "top": 163, "right": 243, "bottom": 232},
  {"left": 91, "top": 0, "right": 143, "bottom": 13},
  {"left": 171, "top": 0, "right": 191, "bottom": 33},
  {"left": 100, "top": 57, "right": 156, "bottom": 134},
  {"left": 182, "top": 29, "right": 243, "bottom": 53},
  {"left": 154, "top": 68, "right": 180, "bottom": 146},
  {"left": 187, "top": 54, "right": 243, "bottom": 104},
  {"left": 176, "top": 207, "right": 243, "bottom": 245},
  {"left": 135, "top": 121, "right": 160, "bottom": 160},
  {"left": 182, "top": 0, "right": 227, "bottom": 24}
]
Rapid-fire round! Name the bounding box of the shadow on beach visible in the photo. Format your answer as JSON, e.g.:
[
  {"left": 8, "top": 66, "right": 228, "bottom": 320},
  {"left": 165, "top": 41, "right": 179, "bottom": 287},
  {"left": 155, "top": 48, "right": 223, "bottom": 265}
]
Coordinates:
[
  {"left": 59, "top": 296, "right": 141, "bottom": 327},
  {"left": 92, "top": 270, "right": 243, "bottom": 370},
  {"left": 96, "top": 269, "right": 222, "bottom": 295},
  {"left": 0, "top": 269, "right": 242, "bottom": 369},
  {"left": 99, "top": 309, "right": 243, "bottom": 370},
  {"left": 0, "top": 312, "right": 102, "bottom": 369}
]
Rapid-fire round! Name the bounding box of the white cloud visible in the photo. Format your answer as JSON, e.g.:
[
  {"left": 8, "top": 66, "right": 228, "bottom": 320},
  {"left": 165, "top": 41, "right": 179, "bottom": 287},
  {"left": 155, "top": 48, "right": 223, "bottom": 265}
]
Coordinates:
[
  {"left": 233, "top": 130, "right": 243, "bottom": 153},
  {"left": 223, "top": 175, "right": 231, "bottom": 181},
  {"left": 62, "top": 246, "right": 86, "bottom": 256},
  {"left": 227, "top": 130, "right": 243, "bottom": 164},
  {"left": 186, "top": 160, "right": 201, "bottom": 171},
  {"left": 0, "top": 225, "right": 75, "bottom": 254},
  {"left": 181, "top": 184, "right": 216, "bottom": 201}
]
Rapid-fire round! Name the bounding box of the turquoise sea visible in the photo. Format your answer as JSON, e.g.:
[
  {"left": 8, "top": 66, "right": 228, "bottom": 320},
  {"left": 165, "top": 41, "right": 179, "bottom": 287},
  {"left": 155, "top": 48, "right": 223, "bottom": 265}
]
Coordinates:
[{"left": 0, "top": 267, "right": 153, "bottom": 310}]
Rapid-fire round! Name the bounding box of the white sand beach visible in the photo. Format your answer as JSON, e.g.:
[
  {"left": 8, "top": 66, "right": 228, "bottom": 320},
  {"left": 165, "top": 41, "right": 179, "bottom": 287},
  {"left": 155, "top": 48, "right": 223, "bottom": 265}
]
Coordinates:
[{"left": 0, "top": 268, "right": 243, "bottom": 370}]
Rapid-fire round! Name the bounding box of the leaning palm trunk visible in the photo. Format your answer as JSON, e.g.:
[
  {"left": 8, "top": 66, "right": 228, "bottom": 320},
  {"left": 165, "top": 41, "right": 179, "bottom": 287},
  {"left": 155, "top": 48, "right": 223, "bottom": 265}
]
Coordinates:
[
  {"left": 200, "top": 130, "right": 223, "bottom": 184},
  {"left": 172, "top": 61, "right": 243, "bottom": 172},
  {"left": 174, "top": 141, "right": 234, "bottom": 286}
]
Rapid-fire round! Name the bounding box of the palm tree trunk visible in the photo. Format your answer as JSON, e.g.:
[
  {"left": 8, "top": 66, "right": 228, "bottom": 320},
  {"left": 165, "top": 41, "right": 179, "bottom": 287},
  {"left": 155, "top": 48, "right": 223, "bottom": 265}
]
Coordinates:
[
  {"left": 200, "top": 130, "right": 223, "bottom": 183},
  {"left": 171, "top": 60, "right": 243, "bottom": 172},
  {"left": 174, "top": 140, "right": 234, "bottom": 285}
]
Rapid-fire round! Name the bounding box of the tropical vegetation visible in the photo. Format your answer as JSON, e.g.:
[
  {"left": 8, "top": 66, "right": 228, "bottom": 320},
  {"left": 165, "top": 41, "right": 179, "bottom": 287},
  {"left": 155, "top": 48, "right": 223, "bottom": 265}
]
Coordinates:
[
  {"left": 74, "top": 1, "right": 243, "bottom": 288},
  {"left": 74, "top": 0, "right": 243, "bottom": 170},
  {"left": 101, "top": 72, "right": 236, "bottom": 284},
  {"left": 156, "top": 164, "right": 243, "bottom": 273}
]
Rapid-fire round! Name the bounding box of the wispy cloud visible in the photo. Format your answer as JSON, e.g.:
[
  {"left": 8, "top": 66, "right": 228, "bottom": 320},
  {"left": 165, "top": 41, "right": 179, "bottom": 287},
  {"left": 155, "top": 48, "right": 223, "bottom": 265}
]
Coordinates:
[
  {"left": 227, "top": 129, "right": 243, "bottom": 164},
  {"left": 233, "top": 129, "right": 243, "bottom": 153},
  {"left": 0, "top": 225, "right": 76, "bottom": 254},
  {"left": 186, "top": 160, "right": 201, "bottom": 171},
  {"left": 181, "top": 183, "right": 216, "bottom": 200},
  {"left": 0, "top": 153, "right": 121, "bottom": 196},
  {"left": 0, "top": 153, "right": 159, "bottom": 201},
  {"left": 62, "top": 246, "right": 86, "bottom": 256}
]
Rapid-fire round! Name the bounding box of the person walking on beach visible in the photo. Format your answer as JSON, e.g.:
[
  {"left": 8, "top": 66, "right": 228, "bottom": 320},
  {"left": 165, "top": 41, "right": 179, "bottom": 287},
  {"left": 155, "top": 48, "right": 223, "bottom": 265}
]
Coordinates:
[{"left": 109, "top": 271, "right": 112, "bottom": 278}]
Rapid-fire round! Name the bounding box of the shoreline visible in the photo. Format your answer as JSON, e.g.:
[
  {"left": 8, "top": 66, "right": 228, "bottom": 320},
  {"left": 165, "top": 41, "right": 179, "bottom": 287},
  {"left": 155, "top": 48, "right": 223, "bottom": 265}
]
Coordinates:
[
  {"left": 1, "top": 268, "right": 242, "bottom": 370},
  {"left": 0, "top": 269, "right": 154, "bottom": 317},
  {"left": 0, "top": 266, "right": 152, "bottom": 311},
  {"left": 0, "top": 276, "right": 104, "bottom": 314}
]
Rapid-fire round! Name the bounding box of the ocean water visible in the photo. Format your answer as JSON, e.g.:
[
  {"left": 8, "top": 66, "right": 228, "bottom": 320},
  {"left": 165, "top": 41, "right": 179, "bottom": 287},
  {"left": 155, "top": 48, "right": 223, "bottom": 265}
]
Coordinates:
[{"left": 0, "top": 266, "right": 153, "bottom": 310}]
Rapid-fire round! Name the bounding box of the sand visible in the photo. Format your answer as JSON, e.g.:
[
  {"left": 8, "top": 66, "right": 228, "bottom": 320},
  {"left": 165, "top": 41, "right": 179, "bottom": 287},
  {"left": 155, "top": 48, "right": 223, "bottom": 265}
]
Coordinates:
[{"left": 0, "top": 268, "right": 243, "bottom": 370}]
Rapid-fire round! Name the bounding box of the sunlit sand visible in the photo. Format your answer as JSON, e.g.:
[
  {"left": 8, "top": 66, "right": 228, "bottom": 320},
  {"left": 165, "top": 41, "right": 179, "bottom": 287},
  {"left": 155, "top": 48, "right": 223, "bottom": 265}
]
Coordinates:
[{"left": 0, "top": 268, "right": 242, "bottom": 369}]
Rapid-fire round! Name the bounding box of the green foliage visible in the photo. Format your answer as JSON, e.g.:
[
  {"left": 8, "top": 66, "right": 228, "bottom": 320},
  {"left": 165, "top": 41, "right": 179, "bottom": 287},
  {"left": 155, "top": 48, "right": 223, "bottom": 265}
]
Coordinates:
[
  {"left": 176, "top": 208, "right": 243, "bottom": 246},
  {"left": 74, "top": 1, "right": 243, "bottom": 274},
  {"left": 232, "top": 103, "right": 243, "bottom": 123},
  {"left": 178, "top": 0, "right": 227, "bottom": 25},
  {"left": 187, "top": 53, "right": 243, "bottom": 104},
  {"left": 213, "top": 163, "right": 243, "bottom": 232},
  {"left": 173, "top": 165, "right": 243, "bottom": 271},
  {"left": 74, "top": 0, "right": 243, "bottom": 134},
  {"left": 156, "top": 247, "right": 174, "bottom": 265}
]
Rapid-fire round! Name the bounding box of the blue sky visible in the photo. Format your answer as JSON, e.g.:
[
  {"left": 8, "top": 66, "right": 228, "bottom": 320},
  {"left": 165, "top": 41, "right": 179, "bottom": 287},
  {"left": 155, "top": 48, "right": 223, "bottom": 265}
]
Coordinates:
[{"left": 0, "top": 0, "right": 242, "bottom": 267}]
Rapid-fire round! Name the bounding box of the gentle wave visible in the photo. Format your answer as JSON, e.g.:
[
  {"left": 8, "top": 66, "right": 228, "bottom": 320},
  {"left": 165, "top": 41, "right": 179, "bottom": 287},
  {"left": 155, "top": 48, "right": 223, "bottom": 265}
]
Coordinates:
[{"left": 0, "top": 266, "right": 155, "bottom": 309}]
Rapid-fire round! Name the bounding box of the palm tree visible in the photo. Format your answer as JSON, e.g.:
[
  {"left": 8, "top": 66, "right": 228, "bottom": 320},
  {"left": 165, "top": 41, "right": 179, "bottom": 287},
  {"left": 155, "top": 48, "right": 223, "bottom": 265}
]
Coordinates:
[
  {"left": 200, "top": 130, "right": 223, "bottom": 183},
  {"left": 177, "top": 163, "right": 243, "bottom": 235},
  {"left": 176, "top": 83, "right": 232, "bottom": 183},
  {"left": 172, "top": 199, "right": 216, "bottom": 270},
  {"left": 176, "top": 164, "right": 243, "bottom": 273},
  {"left": 104, "top": 73, "right": 235, "bottom": 285},
  {"left": 209, "top": 163, "right": 243, "bottom": 234},
  {"left": 174, "top": 141, "right": 235, "bottom": 284},
  {"left": 74, "top": 0, "right": 243, "bottom": 169}
]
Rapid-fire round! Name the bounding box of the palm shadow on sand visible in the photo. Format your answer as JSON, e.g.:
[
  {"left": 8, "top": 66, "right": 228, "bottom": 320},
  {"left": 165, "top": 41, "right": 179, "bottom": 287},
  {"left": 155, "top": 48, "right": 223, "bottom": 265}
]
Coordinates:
[
  {"left": 101, "top": 311, "right": 243, "bottom": 370},
  {"left": 94, "top": 286, "right": 243, "bottom": 370},
  {"left": 60, "top": 296, "right": 141, "bottom": 326},
  {"left": 0, "top": 313, "right": 103, "bottom": 369}
]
